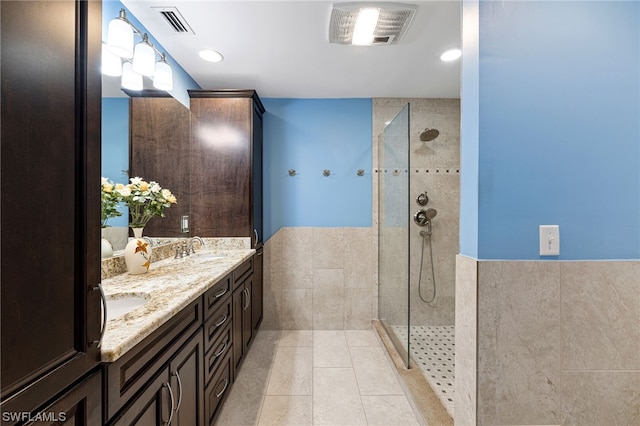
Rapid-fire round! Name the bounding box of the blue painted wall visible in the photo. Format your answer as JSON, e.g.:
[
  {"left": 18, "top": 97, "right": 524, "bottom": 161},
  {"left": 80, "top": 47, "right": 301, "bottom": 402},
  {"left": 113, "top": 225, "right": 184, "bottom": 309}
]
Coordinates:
[
  {"left": 462, "top": 0, "right": 640, "bottom": 260},
  {"left": 102, "top": 0, "right": 200, "bottom": 107},
  {"left": 102, "top": 98, "right": 130, "bottom": 227},
  {"left": 262, "top": 98, "right": 373, "bottom": 240}
]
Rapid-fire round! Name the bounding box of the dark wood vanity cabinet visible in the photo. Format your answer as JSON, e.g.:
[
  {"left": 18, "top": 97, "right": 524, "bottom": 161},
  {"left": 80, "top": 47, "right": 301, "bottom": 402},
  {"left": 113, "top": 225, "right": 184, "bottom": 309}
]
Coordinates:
[
  {"left": 1, "top": 0, "right": 103, "bottom": 422},
  {"left": 189, "top": 90, "right": 265, "bottom": 247},
  {"left": 104, "top": 300, "right": 203, "bottom": 424}
]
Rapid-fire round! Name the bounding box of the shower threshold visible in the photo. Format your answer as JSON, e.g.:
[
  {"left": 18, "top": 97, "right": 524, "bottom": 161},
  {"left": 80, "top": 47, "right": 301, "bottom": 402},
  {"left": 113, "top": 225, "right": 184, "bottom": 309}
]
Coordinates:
[{"left": 391, "top": 325, "right": 455, "bottom": 418}]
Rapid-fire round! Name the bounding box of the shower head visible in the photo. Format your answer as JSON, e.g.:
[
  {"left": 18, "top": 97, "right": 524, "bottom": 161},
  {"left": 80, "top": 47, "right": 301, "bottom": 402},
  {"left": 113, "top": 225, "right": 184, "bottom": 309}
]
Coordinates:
[
  {"left": 420, "top": 128, "right": 440, "bottom": 142},
  {"left": 425, "top": 208, "right": 437, "bottom": 219}
]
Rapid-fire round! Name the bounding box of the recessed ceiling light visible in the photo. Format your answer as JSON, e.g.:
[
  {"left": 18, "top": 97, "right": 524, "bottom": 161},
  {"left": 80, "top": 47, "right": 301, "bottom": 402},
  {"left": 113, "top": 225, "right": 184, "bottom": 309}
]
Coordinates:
[
  {"left": 199, "top": 49, "right": 223, "bottom": 63},
  {"left": 440, "top": 48, "right": 461, "bottom": 62}
]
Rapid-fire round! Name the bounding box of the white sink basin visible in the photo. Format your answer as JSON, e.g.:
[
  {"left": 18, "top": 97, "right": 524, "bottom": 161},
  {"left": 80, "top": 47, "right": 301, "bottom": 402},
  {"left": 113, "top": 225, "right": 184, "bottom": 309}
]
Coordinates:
[
  {"left": 194, "top": 253, "right": 227, "bottom": 260},
  {"left": 105, "top": 294, "right": 150, "bottom": 321}
]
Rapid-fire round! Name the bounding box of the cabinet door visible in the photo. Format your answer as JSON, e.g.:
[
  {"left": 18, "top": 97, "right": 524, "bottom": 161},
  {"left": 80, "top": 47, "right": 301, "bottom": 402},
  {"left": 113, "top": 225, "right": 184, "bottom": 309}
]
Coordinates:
[
  {"left": 232, "top": 278, "right": 253, "bottom": 376},
  {"left": 130, "top": 96, "right": 191, "bottom": 237},
  {"left": 252, "top": 249, "right": 264, "bottom": 332},
  {"left": 110, "top": 368, "right": 172, "bottom": 426},
  {"left": 170, "top": 332, "right": 204, "bottom": 426},
  {"left": 190, "top": 97, "right": 252, "bottom": 237},
  {"left": 242, "top": 278, "right": 253, "bottom": 353},
  {"left": 232, "top": 285, "right": 245, "bottom": 373},
  {"left": 23, "top": 370, "right": 101, "bottom": 426},
  {"left": 251, "top": 106, "right": 264, "bottom": 247},
  {"left": 0, "top": 0, "right": 102, "bottom": 416}
]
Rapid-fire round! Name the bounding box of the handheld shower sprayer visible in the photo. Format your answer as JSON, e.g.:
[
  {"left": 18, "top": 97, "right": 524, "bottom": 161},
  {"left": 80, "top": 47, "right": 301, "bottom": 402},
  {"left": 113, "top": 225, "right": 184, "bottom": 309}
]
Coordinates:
[{"left": 415, "top": 207, "right": 438, "bottom": 303}]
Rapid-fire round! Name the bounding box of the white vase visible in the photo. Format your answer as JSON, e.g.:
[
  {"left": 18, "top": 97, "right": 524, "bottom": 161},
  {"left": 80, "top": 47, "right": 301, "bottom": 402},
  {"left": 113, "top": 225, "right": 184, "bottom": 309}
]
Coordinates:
[
  {"left": 124, "top": 227, "right": 153, "bottom": 274},
  {"left": 101, "top": 228, "right": 114, "bottom": 258}
]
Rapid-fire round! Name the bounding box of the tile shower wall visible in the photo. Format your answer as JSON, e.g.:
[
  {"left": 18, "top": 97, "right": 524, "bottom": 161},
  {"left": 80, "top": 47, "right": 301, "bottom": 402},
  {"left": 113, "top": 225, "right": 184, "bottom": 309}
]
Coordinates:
[
  {"left": 456, "top": 256, "right": 640, "bottom": 425},
  {"left": 262, "top": 227, "right": 376, "bottom": 330},
  {"left": 373, "top": 98, "right": 460, "bottom": 327}
]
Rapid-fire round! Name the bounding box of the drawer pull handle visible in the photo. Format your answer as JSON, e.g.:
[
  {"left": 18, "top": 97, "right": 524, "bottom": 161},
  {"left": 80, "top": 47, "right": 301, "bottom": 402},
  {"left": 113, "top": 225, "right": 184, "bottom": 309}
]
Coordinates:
[
  {"left": 215, "top": 315, "right": 228, "bottom": 327},
  {"left": 92, "top": 284, "right": 107, "bottom": 348},
  {"left": 215, "top": 379, "right": 229, "bottom": 398},
  {"left": 214, "top": 341, "right": 228, "bottom": 358},
  {"left": 172, "top": 372, "right": 183, "bottom": 412},
  {"left": 163, "top": 383, "right": 175, "bottom": 425},
  {"left": 214, "top": 288, "right": 228, "bottom": 299},
  {"left": 242, "top": 288, "right": 251, "bottom": 310}
]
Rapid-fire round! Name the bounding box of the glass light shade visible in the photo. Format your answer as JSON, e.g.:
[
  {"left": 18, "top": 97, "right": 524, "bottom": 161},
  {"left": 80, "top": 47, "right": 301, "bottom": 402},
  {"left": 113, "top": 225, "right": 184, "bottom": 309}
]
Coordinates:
[
  {"left": 102, "top": 44, "right": 122, "bottom": 77},
  {"left": 153, "top": 60, "right": 173, "bottom": 91},
  {"left": 107, "top": 18, "right": 134, "bottom": 58},
  {"left": 352, "top": 8, "right": 380, "bottom": 45},
  {"left": 121, "top": 62, "right": 143, "bottom": 91},
  {"left": 132, "top": 41, "right": 155, "bottom": 77}
]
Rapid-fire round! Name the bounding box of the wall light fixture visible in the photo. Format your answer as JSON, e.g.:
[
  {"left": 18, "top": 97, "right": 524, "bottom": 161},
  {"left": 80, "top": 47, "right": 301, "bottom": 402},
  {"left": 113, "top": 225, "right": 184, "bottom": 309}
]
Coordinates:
[{"left": 105, "top": 9, "right": 173, "bottom": 91}]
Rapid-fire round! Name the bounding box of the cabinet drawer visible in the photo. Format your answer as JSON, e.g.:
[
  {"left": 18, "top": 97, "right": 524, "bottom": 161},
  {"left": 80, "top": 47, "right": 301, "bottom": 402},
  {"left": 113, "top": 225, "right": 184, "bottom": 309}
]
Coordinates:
[
  {"left": 204, "top": 297, "right": 231, "bottom": 353},
  {"left": 232, "top": 258, "right": 253, "bottom": 289},
  {"left": 204, "top": 349, "right": 232, "bottom": 426},
  {"left": 203, "top": 273, "right": 231, "bottom": 319},
  {"left": 205, "top": 324, "right": 232, "bottom": 386}
]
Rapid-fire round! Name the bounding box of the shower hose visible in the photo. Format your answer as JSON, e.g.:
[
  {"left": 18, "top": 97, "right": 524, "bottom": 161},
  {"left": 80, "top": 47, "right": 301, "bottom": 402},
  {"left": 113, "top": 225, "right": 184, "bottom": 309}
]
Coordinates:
[{"left": 418, "top": 225, "right": 437, "bottom": 303}]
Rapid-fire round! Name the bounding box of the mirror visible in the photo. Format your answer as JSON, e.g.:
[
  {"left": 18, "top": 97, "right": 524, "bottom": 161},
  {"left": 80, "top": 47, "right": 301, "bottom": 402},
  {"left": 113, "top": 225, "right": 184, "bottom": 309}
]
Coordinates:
[
  {"left": 101, "top": 3, "right": 193, "bottom": 256},
  {"left": 101, "top": 89, "right": 192, "bottom": 253}
]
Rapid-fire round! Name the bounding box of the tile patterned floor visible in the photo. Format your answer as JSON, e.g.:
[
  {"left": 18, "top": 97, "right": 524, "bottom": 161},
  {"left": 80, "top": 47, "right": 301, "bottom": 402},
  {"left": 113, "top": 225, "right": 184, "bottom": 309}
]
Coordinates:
[
  {"left": 391, "top": 325, "right": 455, "bottom": 418},
  {"left": 216, "top": 329, "right": 420, "bottom": 426}
]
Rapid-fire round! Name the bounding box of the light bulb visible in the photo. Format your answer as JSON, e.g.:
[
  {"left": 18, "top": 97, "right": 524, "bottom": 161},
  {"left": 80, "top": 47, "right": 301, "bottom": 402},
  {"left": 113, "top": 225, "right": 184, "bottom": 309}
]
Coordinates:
[{"left": 352, "top": 8, "right": 380, "bottom": 45}]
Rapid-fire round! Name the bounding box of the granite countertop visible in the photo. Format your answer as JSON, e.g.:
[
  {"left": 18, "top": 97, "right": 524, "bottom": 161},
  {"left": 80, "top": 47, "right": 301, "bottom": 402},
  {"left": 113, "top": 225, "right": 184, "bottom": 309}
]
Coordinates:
[{"left": 100, "top": 247, "right": 254, "bottom": 362}]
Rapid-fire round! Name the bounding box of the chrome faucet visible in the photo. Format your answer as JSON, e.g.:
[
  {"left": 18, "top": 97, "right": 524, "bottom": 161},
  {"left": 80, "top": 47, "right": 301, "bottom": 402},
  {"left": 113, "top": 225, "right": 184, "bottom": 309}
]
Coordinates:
[
  {"left": 174, "top": 237, "right": 205, "bottom": 259},
  {"left": 186, "top": 236, "right": 205, "bottom": 254}
]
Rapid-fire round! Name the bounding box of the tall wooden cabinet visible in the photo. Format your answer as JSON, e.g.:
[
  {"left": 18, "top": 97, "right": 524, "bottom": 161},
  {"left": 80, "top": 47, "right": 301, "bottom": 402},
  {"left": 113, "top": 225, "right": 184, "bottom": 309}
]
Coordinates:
[
  {"left": 0, "top": 0, "right": 102, "bottom": 422},
  {"left": 129, "top": 90, "right": 265, "bottom": 249},
  {"left": 189, "top": 90, "right": 265, "bottom": 247}
]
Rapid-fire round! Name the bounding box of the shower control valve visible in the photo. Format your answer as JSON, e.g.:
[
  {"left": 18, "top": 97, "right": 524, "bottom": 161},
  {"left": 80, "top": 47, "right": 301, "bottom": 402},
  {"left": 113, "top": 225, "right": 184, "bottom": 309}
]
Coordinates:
[
  {"left": 414, "top": 208, "right": 437, "bottom": 227},
  {"left": 416, "top": 192, "right": 429, "bottom": 206}
]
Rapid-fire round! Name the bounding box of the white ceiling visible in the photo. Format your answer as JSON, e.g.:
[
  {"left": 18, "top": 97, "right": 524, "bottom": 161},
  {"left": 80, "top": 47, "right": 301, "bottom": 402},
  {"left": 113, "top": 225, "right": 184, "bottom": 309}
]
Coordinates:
[{"left": 111, "top": 0, "right": 461, "bottom": 99}]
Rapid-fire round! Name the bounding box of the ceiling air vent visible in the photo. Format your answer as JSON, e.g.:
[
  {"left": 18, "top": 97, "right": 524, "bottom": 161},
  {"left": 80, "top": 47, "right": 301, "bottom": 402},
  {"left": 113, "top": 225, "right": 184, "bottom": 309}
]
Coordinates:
[
  {"left": 153, "top": 6, "right": 194, "bottom": 34},
  {"left": 329, "top": 2, "right": 416, "bottom": 45}
]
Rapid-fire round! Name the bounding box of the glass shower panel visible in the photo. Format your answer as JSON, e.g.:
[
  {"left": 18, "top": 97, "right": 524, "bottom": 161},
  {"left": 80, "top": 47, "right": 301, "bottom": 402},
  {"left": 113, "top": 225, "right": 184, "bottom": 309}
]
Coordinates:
[{"left": 378, "top": 104, "right": 410, "bottom": 368}]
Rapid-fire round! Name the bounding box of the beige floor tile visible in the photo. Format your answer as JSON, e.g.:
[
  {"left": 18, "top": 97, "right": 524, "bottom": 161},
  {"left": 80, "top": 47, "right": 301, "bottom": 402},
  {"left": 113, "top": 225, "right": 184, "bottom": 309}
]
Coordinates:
[
  {"left": 350, "top": 346, "right": 404, "bottom": 395},
  {"left": 278, "top": 330, "right": 313, "bottom": 347},
  {"left": 313, "top": 330, "right": 352, "bottom": 367},
  {"left": 216, "top": 366, "right": 270, "bottom": 425},
  {"left": 257, "top": 395, "right": 313, "bottom": 426},
  {"left": 266, "top": 346, "right": 313, "bottom": 396},
  {"left": 345, "top": 329, "right": 380, "bottom": 347},
  {"left": 313, "top": 368, "right": 368, "bottom": 425},
  {"left": 243, "top": 330, "right": 281, "bottom": 370},
  {"left": 361, "top": 395, "right": 420, "bottom": 426}
]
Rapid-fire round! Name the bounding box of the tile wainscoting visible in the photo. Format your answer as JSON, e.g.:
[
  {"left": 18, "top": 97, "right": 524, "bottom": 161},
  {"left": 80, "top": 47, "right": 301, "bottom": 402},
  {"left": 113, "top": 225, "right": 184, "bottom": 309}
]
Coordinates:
[
  {"left": 262, "top": 227, "right": 377, "bottom": 330},
  {"left": 456, "top": 255, "right": 640, "bottom": 425}
]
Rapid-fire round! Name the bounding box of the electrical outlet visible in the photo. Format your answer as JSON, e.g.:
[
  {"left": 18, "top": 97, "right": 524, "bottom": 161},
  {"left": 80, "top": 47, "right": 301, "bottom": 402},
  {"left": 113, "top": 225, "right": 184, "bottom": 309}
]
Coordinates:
[{"left": 539, "top": 225, "right": 559, "bottom": 256}]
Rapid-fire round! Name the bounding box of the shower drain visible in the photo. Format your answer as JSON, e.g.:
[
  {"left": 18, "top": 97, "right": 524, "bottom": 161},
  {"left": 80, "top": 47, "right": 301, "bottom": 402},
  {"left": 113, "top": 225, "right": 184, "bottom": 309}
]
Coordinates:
[{"left": 391, "top": 325, "right": 455, "bottom": 418}]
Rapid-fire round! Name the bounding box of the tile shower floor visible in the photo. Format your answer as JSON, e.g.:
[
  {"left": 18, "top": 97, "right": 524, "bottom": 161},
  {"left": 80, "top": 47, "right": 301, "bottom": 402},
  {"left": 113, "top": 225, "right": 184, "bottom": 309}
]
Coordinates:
[
  {"left": 391, "top": 325, "right": 456, "bottom": 418},
  {"left": 216, "top": 329, "right": 420, "bottom": 425}
]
